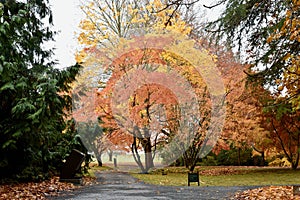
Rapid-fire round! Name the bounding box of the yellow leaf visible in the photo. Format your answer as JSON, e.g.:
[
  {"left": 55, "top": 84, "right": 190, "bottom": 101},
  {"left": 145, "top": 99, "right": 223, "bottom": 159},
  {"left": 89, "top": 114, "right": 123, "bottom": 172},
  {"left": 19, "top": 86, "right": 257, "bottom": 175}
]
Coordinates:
[
  {"left": 266, "top": 35, "right": 274, "bottom": 43},
  {"left": 277, "top": 85, "right": 284, "bottom": 91},
  {"left": 283, "top": 53, "right": 291, "bottom": 61}
]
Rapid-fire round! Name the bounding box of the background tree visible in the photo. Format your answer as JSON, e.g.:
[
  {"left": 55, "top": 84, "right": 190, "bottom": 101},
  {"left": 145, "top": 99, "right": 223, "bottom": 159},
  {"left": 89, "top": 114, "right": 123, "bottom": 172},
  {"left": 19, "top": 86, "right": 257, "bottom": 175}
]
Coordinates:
[
  {"left": 205, "top": 0, "right": 299, "bottom": 108},
  {"left": 75, "top": 120, "right": 108, "bottom": 167},
  {"left": 212, "top": 0, "right": 300, "bottom": 168},
  {"left": 163, "top": 0, "right": 300, "bottom": 168},
  {"left": 223, "top": 80, "right": 272, "bottom": 165},
  {"left": 263, "top": 99, "right": 300, "bottom": 169},
  {"left": 0, "top": 0, "right": 81, "bottom": 181},
  {"left": 162, "top": 0, "right": 299, "bottom": 100}
]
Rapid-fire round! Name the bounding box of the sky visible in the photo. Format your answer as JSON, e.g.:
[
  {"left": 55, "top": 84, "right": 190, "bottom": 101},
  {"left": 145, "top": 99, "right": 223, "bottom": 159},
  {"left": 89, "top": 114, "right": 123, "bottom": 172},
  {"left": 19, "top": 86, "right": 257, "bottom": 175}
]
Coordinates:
[
  {"left": 49, "top": 0, "right": 223, "bottom": 69},
  {"left": 49, "top": 0, "right": 84, "bottom": 68}
]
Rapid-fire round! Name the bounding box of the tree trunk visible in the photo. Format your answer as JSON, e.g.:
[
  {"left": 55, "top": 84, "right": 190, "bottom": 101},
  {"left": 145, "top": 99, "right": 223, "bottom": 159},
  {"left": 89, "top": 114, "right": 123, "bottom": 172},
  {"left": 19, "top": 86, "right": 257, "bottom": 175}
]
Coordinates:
[
  {"left": 97, "top": 159, "right": 103, "bottom": 167},
  {"left": 189, "top": 164, "right": 195, "bottom": 173},
  {"left": 261, "top": 151, "right": 265, "bottom": 166},
  {"left": 292, "top": 152, "right": 299, "bottom": 170},
  {"left": 132, "top": 137, "right": 146, "bottom": 172},
  {"left": 95, "top": 154, "right": 103, "bottom": 167},
  {"left": 108, "top": 149, "right": 113, "bottom": 162},
  {"left": 252, "top": 145, "right": 266, "bottom": 166},
  {"left": 144, "top": 137, "right": 154, "bottom": 171},
  {"left": 237, "top": 148, "right": 241, "bottom": 166}
]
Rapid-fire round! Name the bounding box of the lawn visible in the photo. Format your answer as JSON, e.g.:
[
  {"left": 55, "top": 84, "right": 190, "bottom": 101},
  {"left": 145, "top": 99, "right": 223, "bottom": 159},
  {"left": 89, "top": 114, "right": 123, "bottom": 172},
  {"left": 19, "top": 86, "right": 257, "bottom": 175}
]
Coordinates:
[{"left": 130, "top": 166, "right": 300, "bottom": 186}]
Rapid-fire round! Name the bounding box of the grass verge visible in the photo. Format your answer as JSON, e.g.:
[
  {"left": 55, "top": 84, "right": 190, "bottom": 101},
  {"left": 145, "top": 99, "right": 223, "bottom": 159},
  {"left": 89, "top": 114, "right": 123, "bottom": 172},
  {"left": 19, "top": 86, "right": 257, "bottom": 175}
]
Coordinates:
[{"left": 130, "top": 166, "right": 300, "bottom": 186}]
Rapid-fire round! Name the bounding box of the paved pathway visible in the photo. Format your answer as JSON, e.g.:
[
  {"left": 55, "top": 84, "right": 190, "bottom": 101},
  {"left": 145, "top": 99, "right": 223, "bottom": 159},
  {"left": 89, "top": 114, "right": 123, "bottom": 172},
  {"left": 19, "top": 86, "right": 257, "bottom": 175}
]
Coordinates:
[{"left": 50, "top": 171, "right": 259, "bottom": 200}]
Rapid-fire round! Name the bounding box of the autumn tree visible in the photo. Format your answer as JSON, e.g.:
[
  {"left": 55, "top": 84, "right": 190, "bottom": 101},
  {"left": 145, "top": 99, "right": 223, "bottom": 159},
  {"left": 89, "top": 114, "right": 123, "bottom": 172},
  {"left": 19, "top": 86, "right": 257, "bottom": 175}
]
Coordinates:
[
  {"left": 128, "top": 83, "right": 179, "bottom": 171},
  {"left": 95, "top": 43, "right": 225, "bottom": 173},
  {"left": 261, "top": 98, "right": 300, "bottom": 169},
  {"left": 0, "top": 0, "right": 81, "bottom": 180},
  {"left": 206, "top": 0, "right": 300, "bottom": 168},
  {"left": 204, "top": 0, "right": 299, "bottom": 108},
  {"left": 94, "top": 30, "right": 228, "bottom": 173},
  {"left": 76, "top": 0, "right": 228, "bottom": 173},
  {"left": 166, "top": 0, "right": 299, "bottom": 96},
  {"left": 168, "top": 0, "right": 300, "bottom": 167},
  {"left": 94, "top": 47, "right": 188, "bottom": 172},
  {"left": 190, "top": 38, "right": 271, "bottom": 166},
  {"left": 223, "top": 79, "right": 273, "bottom": 165},
  {"left": 226, "top": 74, "right": 300, "bottom": 169}
]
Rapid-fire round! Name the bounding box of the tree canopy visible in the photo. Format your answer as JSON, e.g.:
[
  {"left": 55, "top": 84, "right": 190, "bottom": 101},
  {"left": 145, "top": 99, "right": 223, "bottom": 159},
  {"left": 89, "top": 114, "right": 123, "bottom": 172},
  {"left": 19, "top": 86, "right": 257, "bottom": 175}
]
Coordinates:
[
  {"left": 206, "top": 0, "right": 299, "bottom": 108},
  {"left": 160, "top": 0, "right": 300, "bottom": 169},
  {"left": 75, "top": 0, "right": 300, "bottom": 171},
  {"left": 161, "top": 0, "right": 299, "bottom": 109},
  {"left": 76, "top": 0, "right": 230, "bottom": 173}
]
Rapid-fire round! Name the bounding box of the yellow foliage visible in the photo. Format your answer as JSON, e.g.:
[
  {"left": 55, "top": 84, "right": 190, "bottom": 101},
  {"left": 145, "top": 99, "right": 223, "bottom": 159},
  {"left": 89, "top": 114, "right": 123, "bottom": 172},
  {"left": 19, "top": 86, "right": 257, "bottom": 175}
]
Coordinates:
[
  {"left": 277, "top": 85, "right": 284, "bottom": 91},
  {"left": 283, "top": 53, "right": 291, "bottom": 61},
  {"left": 75, "top": 49, "right": 87, "bottom": 63},
  {"left": 79, "top": 20, "right": 96, "bottom": 31},
  {"left": 77, "top": 0, "right": 196, "bottom": 68},
  {"left": 266, "top": 1, "right": 300, "bottom": 109},
  {"left": 75, "top": 0, "right": 225, "bottom": 116},
  {"left": 269, "top": 157, "right": 291, "bottom": 167}
]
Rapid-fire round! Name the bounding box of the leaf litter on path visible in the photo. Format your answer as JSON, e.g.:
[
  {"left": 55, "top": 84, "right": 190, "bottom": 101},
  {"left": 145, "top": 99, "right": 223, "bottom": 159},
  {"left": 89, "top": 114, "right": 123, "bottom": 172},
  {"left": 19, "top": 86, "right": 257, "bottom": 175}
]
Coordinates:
[{"left": 0, "top": 176, "right": 96, "bottom": 200}]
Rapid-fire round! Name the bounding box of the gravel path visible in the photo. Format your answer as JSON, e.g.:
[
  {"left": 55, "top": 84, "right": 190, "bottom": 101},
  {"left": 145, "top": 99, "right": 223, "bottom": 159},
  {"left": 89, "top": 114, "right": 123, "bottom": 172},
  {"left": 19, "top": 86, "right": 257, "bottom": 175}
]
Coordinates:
[{"left": 50, "top": 171, "right": 259, "bottom": 200}]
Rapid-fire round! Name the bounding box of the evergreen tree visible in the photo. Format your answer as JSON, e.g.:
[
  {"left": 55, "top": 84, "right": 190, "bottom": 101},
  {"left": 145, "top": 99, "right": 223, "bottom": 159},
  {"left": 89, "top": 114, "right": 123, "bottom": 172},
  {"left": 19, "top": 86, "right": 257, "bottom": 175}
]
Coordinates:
[{"left": 0, "top": 0, "right": 81, "bottom": 180}]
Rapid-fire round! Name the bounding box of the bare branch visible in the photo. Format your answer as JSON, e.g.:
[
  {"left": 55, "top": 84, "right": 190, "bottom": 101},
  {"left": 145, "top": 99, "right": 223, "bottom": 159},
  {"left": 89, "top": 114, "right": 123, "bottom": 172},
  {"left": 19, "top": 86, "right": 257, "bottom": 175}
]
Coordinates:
[{"left": 203, "top": 0, "right": 225, "bottom": 9}]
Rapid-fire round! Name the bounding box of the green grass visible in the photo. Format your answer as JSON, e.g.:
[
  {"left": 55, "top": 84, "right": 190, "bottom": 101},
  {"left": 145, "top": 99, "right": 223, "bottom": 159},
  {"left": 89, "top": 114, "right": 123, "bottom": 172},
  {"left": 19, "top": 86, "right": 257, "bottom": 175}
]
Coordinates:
[
  {"left": 130, "top": 167, "right": 300, "bottom": 186},
  {"left": 86, "top": 165, "right": 113, "bottom": 178}
]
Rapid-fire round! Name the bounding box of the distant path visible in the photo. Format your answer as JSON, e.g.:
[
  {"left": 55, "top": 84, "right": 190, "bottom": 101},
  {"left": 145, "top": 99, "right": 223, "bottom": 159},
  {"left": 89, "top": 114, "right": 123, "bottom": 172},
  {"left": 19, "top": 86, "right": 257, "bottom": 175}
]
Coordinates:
[{"left": 50, "top": 170, "right": 259, "bottom": 200}]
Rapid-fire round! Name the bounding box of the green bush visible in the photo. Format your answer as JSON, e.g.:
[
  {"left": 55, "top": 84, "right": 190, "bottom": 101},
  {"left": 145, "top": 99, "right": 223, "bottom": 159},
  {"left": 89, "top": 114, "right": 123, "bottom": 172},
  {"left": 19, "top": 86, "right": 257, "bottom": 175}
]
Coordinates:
[
  {"left": 216, "top": 147, "right": 254, "bottom": 166},
  {"left": 201, "top": 155, "right": 218, "bottom": 166},
  {"left": 198, "top": 146, "right": 265, "bottom": 166}
]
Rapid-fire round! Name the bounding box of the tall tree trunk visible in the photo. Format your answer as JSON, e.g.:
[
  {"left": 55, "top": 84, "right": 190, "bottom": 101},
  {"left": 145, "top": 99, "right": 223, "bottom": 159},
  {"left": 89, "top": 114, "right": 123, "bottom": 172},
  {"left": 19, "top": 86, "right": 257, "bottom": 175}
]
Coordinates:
[
  {"left": 144, "top": 137, "right": 154, "bottom": 171},
  {"left": 132, "top": 137, "right": 146, "bottom": 172}
]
